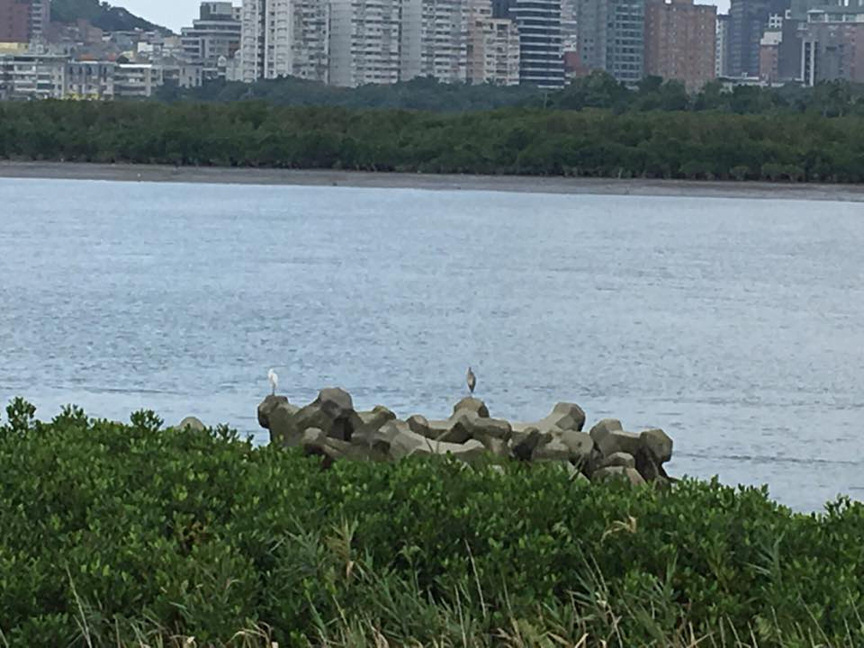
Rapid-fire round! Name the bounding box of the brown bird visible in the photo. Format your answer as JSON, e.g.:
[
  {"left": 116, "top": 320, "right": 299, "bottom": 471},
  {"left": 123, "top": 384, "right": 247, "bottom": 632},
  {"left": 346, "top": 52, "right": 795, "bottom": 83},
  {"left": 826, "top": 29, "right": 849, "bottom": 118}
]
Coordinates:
[{"left": 466, "top": 366, "right": 477, "bottom": 396}]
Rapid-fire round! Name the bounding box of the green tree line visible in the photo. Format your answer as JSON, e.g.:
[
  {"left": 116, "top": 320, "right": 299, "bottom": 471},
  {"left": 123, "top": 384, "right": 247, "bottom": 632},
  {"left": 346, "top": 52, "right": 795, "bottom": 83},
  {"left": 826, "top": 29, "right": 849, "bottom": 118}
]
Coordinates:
[
  {"left": 158, "top": 75, "right": 542, "bottom": 113},
  {"left": 3, "top": 399, "right": 864, "bottom": 646},
  {"left": 3, "top": 98, "right": 864, "bottom": 182},
  {"left": 160, "top": 72, "right": 864, "bottom": 117}
]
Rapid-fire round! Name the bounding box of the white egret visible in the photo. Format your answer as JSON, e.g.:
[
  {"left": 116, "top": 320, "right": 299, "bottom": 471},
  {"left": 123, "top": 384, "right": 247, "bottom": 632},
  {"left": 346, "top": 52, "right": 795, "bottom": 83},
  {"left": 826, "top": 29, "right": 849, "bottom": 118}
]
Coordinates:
[
  {"left": 268, "top": 368, "right": 279, "bottom": 396},
  {"left": 466, "top": 367, "right": 477, "bottom": 396}
]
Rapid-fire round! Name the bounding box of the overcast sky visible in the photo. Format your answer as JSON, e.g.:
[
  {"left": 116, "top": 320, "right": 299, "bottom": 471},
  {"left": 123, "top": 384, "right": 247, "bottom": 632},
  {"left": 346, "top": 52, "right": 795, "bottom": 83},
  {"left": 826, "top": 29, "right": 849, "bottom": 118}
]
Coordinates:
[
  {"left": 116, "top": 0, "right": 732, "bottom": 34},
  {"left": 117, "top": 0, "right": 199, "bottom": 32}
]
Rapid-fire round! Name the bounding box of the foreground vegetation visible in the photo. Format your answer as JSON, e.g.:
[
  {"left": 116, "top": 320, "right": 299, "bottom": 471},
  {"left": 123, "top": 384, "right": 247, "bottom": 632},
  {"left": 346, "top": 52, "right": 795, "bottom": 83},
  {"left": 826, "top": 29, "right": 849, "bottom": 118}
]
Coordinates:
[
  {"left": 3, "top": 398, "right": 864, "bottom": 647},
  {"left": 3, "top": 99, "right": 864, "bottom": 182}
]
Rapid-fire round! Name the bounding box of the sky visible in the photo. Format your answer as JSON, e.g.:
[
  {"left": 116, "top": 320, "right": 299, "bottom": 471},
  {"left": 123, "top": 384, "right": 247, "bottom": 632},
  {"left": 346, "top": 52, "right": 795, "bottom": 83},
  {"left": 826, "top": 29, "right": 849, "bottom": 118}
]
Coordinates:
[
  {"left": 115, "top": 0, "right": 200, "bottom": 32},
  {"left": 115, "top": 0, "right": 731, "bottom": 34}
]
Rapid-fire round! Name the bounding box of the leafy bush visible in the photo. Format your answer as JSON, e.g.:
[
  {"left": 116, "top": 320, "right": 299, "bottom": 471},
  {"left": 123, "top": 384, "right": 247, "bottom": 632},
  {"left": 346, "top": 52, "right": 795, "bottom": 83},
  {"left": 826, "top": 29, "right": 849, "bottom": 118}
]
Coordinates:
[{"left": 2, "top": 400, "right": 864, "bottom": 647}]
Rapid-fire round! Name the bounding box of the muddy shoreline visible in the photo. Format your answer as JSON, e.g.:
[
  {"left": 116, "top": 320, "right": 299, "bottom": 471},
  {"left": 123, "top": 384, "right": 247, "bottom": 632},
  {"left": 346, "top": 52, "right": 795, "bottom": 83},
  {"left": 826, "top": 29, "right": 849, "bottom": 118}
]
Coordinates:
[{"left": 2, "top": 161, "right": 863, "bottom": 202}]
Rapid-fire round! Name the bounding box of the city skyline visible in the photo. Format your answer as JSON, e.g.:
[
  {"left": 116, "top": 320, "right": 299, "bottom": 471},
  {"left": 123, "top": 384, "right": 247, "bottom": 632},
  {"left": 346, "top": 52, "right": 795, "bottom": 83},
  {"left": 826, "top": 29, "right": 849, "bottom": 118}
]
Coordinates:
[
  {"left": 6, "top": 0, "right": 855, "bottom": 98},
  {"left": 113, "top": 0, "right": 733, "bottom": 33}
]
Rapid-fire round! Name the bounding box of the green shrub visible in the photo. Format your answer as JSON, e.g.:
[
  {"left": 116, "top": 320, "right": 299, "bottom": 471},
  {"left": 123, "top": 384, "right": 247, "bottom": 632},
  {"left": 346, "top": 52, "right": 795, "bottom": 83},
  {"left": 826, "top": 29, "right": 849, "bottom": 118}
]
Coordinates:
[{"left": 1, "top": 400, "right": 863, "bottom": 647}]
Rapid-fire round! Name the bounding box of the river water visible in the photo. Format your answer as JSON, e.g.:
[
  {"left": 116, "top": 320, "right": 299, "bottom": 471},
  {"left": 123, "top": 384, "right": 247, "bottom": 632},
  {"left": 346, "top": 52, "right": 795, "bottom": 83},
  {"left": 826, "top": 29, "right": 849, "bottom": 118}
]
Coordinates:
[{"left": 1, "top": 177, "right": 863, "bottom": 511}]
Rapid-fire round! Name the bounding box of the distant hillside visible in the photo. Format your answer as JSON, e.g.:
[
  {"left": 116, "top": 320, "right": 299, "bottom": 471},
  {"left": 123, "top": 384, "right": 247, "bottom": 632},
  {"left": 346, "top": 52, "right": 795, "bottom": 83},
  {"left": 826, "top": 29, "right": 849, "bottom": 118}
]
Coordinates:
[{"left": 51, "top": 0, "right": 170, "bottom": 33}]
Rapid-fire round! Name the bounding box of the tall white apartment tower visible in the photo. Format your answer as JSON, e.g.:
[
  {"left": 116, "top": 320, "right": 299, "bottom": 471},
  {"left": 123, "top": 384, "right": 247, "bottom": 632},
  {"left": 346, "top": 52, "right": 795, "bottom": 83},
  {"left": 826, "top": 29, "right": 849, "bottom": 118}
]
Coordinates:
[
  {"left": 715, "top": 13, "right": 729, "bottom": 78},
  {"left": 241, "top": 0, "right": 287, "bottom": 81},
  {"left": 295, "top": 0, "right": 330, "bottom": 80},
  {"left": 401, "top": 0, "right": 471, "bottom": 82},
  {"left": 240, "top": 0, "right": 329, "bottom": 82},
  {"left": 329, "top": 0, "right": 402, "bottom": 86},
  {"left": 30, "top": 0, "right": 50, "bottom": 43},
  {"left": 401, "top": 0, "right": 423, "bottom": 78}
]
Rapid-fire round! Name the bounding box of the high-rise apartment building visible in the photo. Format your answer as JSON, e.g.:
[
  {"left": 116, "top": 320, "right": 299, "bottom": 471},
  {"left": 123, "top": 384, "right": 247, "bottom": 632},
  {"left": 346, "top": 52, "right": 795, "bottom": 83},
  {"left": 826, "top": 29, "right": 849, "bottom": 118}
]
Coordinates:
[
  {"left": 780, "top": 0, "right": 864, "bottom": 84},
  {"left": 560, "top": 0, "right": 578, "bottom": 50},
  {"left": 728, "top": 0, "right": 789, "bottom": 77},
  {"left": 510, "top": 0, "right": 564, "bottom": 86},
  {"left": 801, "top": 15, "right": 864, "bottom": 84},
  {"left": 329, "top": 0, "right": 401, "bottom": 86},
  {"left": 240, "top": 0, "right": 508, "bottom": 88},
  {"left": 182, "top": 2, "right": 242, "bottom": 80},
  {"left": 575, "top": 0, "right": 603, "bottom": 72},
  {"left": 644, "top": 0, "right": 715, "bottom": 89},
  {"left": 715, "top": 13, "right": 729, "bottom": 76},
  {"left": 401, "top": 0, "right": 470, "bottom": 82},
  {"left": 758, "top": 28, "right": 780, "bottom": 82},
  {"left": 466, "top": 0, "right": 520, "bottom": 83},
  {"left": 757, "top": 10, "right": 801, "bottom": 82},
  {"left": 422, "top": 0, "right": 469, "bottom": 81},
  {"left": 493, "top": 0, "right": 563, "bottom": 87},
  {"left": 560, "top": 0, "right": 583, "bottom": 76},
  {"left": 577, "top": 0, "right": 645, "bottom": 84},
  {"left": 240, "top": 0, "right": 288, "bottom": 80},
  {"left": 0, "top": 0, "right": 48, "bottom": 44},
  {"left": 0, "top": 0, "right": 29, "bottom": 43},
  {"left": 30, "top": 0, "right": 46, "bottom": 41},
  {"left": 776, "top": 13, "right": 802, "bottom": 79},
  {"left": 240, "top": 0, "right": 329, "bottom": 83},
  {"left": 401, "top": 0, "right": 423, "bottom": 78},
  {"left": 292, "top": 0, "right": 330, "bottom": 80}
]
